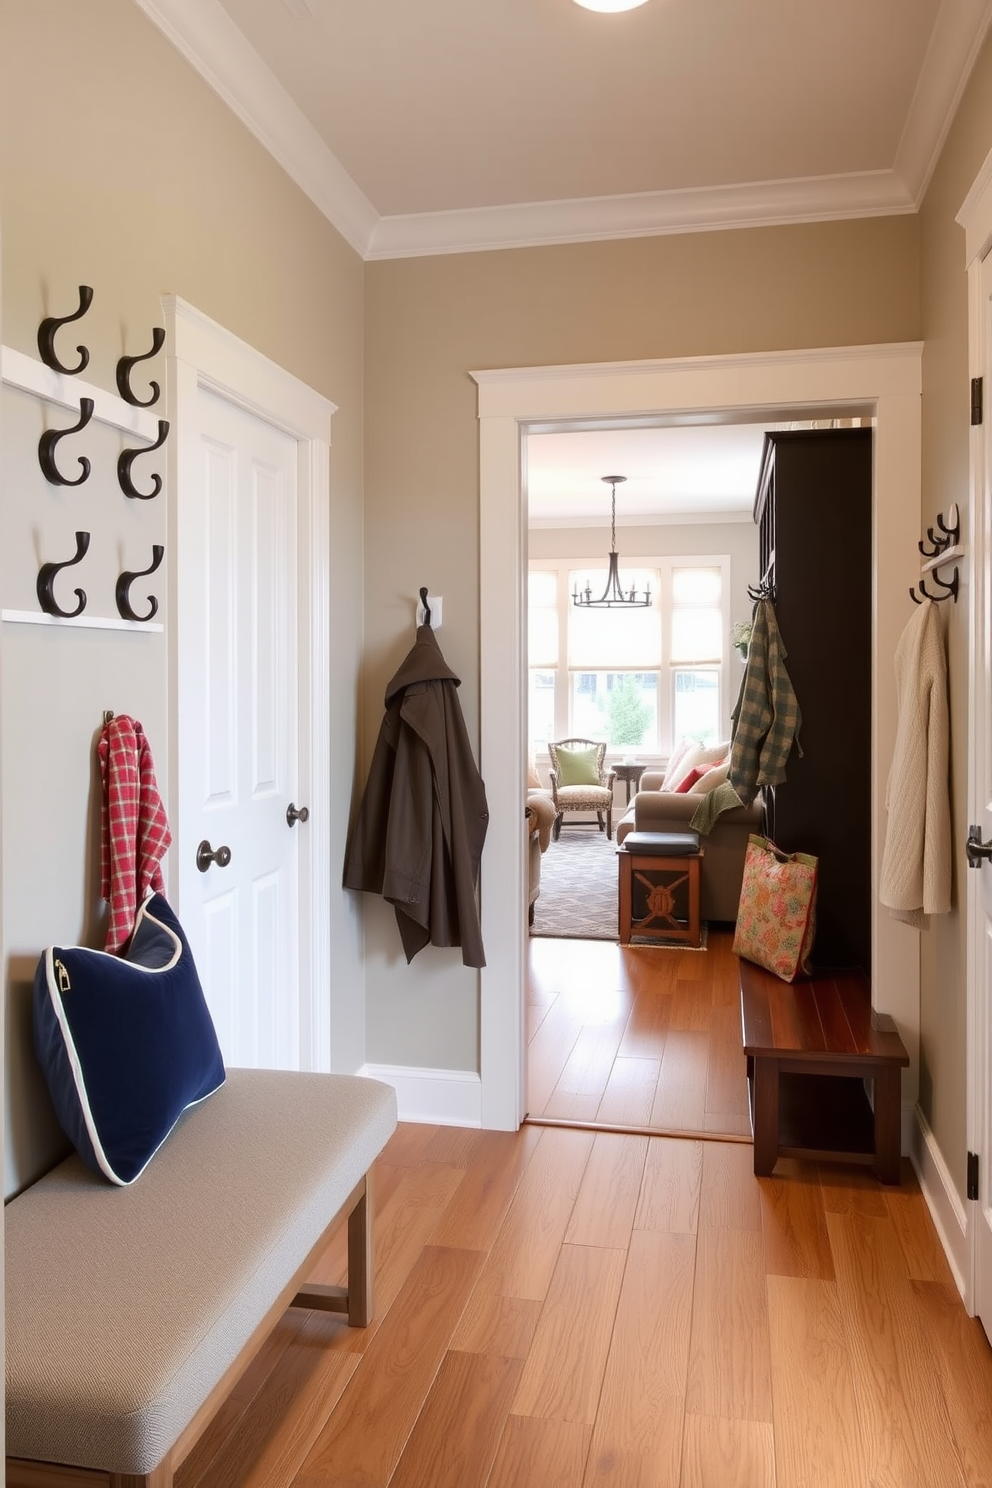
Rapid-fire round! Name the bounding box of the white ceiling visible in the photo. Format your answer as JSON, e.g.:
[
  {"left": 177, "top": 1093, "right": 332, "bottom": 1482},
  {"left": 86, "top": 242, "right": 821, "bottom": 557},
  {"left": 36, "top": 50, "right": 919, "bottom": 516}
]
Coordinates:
[
  {"left": 527, "top": 423, "right": 781, "bottom": 525},
  {"left": 132, "top": 0, "right": 984, "bottom": 517},
  {"left": 136, "top": 0, "right": 992, "bottom": 259}
]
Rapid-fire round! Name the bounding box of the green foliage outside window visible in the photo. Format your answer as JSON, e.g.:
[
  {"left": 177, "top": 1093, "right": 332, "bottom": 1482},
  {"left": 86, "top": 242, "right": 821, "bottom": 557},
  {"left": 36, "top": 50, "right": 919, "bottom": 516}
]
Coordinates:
[{"left": 605, "top": 674, "right": 652, "bottom": 747}]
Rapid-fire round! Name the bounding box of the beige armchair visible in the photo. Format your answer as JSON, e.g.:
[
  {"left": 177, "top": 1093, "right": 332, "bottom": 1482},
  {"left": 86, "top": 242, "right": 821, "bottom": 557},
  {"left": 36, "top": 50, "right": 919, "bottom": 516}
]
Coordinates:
[
  {"left": 547, "top": 738, "right": 616, "bottom": 841},
  {"left": 525, "top": 788, "right": 556, "bottom": 924}
]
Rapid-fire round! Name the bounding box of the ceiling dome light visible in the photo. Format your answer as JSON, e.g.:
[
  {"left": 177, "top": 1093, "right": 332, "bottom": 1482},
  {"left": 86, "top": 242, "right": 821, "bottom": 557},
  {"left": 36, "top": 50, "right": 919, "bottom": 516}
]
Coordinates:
[{"left": 573, "top": 0, "right": 651, "bottom": 10}]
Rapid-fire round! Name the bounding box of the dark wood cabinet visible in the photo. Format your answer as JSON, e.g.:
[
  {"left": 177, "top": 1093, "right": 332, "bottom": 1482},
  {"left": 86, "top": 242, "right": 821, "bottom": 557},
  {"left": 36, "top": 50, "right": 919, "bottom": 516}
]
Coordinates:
[{"left": 753, "top": 428, "right": 873, "bottom": 974}]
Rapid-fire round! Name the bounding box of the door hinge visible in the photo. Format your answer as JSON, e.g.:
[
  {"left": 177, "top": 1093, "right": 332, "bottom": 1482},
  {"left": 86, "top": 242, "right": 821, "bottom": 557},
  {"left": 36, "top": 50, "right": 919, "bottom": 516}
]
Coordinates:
[
  {"left": 968, "top": 1150, "right": 979, "bottom": 1201},
  {"left": 972, "top": 376, "right": 983, "bottom": 426}
]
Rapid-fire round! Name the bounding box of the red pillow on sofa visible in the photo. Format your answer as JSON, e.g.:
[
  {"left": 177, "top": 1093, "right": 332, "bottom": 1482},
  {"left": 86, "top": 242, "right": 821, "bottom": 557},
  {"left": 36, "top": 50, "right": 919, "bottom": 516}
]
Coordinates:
[{"left": 674, "top": 765, "right": 709, "bottom": 793}]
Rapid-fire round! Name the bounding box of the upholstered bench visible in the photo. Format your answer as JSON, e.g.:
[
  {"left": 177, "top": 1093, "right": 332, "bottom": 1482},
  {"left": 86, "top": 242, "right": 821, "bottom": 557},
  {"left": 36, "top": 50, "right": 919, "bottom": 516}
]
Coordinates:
[
  {"left": 618, "top": 830, "right": 704, "bottom": 947},
  {"left": 5, "top": 1066, "right": 397, "bottom": 1488}
]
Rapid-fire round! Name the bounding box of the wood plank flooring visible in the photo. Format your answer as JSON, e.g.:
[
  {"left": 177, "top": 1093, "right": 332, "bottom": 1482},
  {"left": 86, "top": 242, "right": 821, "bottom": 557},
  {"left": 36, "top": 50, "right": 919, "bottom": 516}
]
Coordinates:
[
  {"left": 177, "top": 1124, "right": 992, "bottom": 1488},
  {"left": 527, "top": 927, "right": 752, "bottom": 1137}
]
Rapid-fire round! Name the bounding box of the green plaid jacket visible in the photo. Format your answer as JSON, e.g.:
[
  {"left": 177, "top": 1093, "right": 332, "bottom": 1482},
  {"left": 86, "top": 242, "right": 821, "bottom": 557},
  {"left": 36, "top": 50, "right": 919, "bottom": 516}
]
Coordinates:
[{"left": 690, "top": 598, "right": 802, "bottom": 833}]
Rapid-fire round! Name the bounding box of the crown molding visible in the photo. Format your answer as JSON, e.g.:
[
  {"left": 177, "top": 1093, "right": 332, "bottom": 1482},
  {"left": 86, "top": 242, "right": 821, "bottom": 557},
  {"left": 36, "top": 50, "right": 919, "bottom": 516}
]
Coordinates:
[
  {"left": 366, "top": 171, "right": 915, "bottom": 260},
  {"left": 133, "top": 0, "right": 992, "bottom": 261},
  {"left": 893, "top": 0, "right": 992, "bottom": 206},
  {"left": 132, "top": 0, "right": 378, "bottom": 257}
]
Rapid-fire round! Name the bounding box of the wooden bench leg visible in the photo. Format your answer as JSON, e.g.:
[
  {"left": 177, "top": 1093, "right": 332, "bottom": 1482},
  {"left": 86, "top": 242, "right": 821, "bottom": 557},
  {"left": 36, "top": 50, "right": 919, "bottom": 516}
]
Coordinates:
[
  {"left": 347, "top": 1170, "right": 374, "bottom": 1327},
  {"left": 292, "top": 1173, "right": 374, "bottom": 1327},
  {"left": 752, "top": 1057, "right": 780, "bottom": 1177},
  {"left": 873, "top": 1064, "right": 903, "bottom": 1185}
]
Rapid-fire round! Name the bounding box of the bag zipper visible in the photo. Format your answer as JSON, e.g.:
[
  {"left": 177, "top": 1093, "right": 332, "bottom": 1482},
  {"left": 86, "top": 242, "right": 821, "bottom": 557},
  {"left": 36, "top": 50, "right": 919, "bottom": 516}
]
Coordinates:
[{"left": 54, "top": 958, "right": 71, "bottom": 994}]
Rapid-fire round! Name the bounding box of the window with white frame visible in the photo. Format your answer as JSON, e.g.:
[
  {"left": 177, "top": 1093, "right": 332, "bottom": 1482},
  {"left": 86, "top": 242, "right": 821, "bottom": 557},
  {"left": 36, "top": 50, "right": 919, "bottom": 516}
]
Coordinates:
[{"left": 528, "top": 556, "right": 731, "bottom": 762}]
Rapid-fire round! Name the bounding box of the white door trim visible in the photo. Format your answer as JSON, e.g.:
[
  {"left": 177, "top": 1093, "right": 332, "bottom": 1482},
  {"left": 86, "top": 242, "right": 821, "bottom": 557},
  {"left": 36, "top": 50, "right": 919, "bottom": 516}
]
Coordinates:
[
  {"left": 164, "top": 297, "right": 335, "bottom": 1072},
  {"left": 958, "top": 144, "right": 992, "bottom": 1315},
  {"left": 474, "top": 343, "right": 923, "bottom": 1131}
]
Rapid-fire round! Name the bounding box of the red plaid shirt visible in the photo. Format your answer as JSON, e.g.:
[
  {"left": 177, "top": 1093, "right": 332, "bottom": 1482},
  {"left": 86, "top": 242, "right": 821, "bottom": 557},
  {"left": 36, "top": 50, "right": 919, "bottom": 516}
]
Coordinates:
[{"left": 99, "top": 715, "right": 172, "bottom": 953}]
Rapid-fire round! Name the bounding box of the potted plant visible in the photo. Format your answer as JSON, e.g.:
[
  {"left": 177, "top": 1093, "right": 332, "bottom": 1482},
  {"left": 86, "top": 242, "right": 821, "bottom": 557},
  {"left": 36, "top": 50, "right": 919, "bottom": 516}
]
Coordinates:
[{"left": 731, "top": 620, "right": 752, "bottom": 660}]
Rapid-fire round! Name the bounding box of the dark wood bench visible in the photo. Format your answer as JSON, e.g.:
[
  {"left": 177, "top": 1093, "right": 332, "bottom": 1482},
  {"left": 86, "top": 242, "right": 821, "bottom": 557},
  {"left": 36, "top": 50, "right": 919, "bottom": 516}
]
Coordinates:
[{"left": 739, "top": 961, "right": 910, "bottom": 1183}]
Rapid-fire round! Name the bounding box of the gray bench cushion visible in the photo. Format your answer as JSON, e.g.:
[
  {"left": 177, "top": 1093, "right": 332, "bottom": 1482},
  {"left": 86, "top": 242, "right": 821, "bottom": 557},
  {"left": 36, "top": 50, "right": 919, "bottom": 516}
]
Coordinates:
[{"left": 5, "top": 1067, "right": 397, "bottom": 1474}]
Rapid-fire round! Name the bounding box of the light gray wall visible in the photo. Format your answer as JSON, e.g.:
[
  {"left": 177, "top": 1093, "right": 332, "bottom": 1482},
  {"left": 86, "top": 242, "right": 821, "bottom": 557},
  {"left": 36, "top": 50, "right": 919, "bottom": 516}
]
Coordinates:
[{"left": 0, "top": 0, "right": 367, "bottom": 1195}]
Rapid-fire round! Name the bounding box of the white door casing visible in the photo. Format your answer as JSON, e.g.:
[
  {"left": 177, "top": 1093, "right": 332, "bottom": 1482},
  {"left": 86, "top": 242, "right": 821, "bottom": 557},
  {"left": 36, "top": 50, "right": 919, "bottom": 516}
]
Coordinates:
[
  {"left": 959, "top": 147, "right": 992, "bottom": 1337},
  {"left": 475, "top": 345, "right": 923, "bottom": 1132},
  {"left": 165, "top": 297, "right": 335, "bottom": 1072}
]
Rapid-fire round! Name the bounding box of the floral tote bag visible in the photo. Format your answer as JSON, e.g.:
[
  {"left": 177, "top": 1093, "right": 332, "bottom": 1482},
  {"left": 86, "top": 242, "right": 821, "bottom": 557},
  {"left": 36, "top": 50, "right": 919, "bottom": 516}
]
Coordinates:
[{"left": 732, "top": 834, "right": 818, "bottom": 982}]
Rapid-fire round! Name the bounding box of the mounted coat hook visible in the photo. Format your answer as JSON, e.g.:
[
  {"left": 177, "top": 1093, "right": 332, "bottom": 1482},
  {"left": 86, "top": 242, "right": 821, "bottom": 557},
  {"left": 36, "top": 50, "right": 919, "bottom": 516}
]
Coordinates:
[
  {"left": 910, "top": 568, "right": 959, "bottom": 605},
  {"left": 116, "top": 327, "right": 165, "bottom": 407},
  {"left": 37, "top": 531, "right": 90, "bottom": 619},
  {"left": 115, "top": 544, "right": 164, "bottom": 622},
  {"left": 38, "top": 398, "right": 94, "bottom": 486},
  {"left": 37, "top": 286, "right": 93, "bottom": 375},
  {"left": 910, "top": 504, "right": 962, "bottom": 604},
  {"left": 118, "top": 418, "right": 169, "bottom": 500}
]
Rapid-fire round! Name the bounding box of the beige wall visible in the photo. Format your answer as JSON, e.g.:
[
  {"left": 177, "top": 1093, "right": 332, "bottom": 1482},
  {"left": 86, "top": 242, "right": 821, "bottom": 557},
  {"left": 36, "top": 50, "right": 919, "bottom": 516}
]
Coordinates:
[
  {"left": 0, "top": 0, "right": 366, "bottom": 1192},
  {"left": 365, "top": 218, "right": 920, "bottom": 1071},
  {"left": 917, "top": 28, "right": 992, "bottom": 1197}
]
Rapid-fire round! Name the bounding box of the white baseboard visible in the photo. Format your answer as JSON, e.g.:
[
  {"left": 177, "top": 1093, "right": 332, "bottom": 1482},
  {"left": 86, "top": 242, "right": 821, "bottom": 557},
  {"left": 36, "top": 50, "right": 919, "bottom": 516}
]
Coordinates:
[
  {"left": 358, "top": 1063, "right": 482, "bottom": 1127},
  {"left": 909, "top": 1104, "right": 970, "bottom": 1302}
]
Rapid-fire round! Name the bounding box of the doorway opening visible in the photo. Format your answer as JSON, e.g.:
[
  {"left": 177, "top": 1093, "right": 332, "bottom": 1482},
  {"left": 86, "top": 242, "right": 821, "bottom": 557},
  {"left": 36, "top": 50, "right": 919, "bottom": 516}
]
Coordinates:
[{"left": 474, "top": 345, "right": 923, "bottom": 1135}]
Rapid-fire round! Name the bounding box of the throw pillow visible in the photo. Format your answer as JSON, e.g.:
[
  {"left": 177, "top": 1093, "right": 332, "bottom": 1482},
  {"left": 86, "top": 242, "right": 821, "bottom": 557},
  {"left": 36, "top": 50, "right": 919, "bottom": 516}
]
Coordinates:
[
  {"left": 675, "top": 765, "right": 709, "bottom": 793},
  {"left": 555, "top": 746, "right": 601, "bottom": 788},
  {"left": 661, "top": 737, "right": 691, "bottom": 790},
  {"left": 687, "top": 760, "right": 731, "bottom": 794},
  {"left": 665, "top": 740, "right": 729, "bottom": 792},
  {"left": 527, "top": 754, "right": 542, "bottom": 789},
  {"left": 33, "top": 893, "right": 226, "bottom": 1186}
]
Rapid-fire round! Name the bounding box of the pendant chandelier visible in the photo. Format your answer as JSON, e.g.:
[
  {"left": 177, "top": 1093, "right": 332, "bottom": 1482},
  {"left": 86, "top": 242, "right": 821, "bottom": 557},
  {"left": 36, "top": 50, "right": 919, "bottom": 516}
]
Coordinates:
[{"left": 572, "top": 475, "right": 653, "bottom": 609}]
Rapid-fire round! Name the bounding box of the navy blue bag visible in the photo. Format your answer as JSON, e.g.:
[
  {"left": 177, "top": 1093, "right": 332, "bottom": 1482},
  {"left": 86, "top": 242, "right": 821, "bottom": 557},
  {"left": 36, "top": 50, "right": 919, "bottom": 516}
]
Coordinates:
[{"left": 33, "top": 893, "right": 225, "bottom": 1185}]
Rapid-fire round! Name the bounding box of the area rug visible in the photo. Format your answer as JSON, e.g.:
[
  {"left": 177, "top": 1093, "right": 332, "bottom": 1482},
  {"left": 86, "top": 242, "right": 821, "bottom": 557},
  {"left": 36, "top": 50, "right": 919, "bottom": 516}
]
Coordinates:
[
  {"left": 531, "top": 828, "right": 619, "bottom": 940},
  {"left": 531, "top": 828, "right": 710, "bottom": 946}
]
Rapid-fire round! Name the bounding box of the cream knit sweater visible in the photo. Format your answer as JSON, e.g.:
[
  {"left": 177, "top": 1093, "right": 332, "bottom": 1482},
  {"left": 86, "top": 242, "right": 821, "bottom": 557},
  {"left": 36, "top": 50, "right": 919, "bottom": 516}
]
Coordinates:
[{"left": 879, "top": 598, "right": 951, "bottom": 925}]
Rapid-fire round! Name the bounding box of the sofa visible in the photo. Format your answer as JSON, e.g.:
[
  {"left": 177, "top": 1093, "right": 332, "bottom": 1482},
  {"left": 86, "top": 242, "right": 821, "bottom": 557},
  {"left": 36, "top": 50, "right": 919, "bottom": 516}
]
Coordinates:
[
  {"left": 615, "top": 749, "right": 764, "bottom": 923},
  {"left": 525, "top": 787, "right": 556, "bottom": 924}
]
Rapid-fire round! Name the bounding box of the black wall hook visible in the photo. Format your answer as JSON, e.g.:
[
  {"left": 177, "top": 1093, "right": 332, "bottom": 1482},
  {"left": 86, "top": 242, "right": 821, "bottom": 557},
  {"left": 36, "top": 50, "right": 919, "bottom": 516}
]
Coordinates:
[
  {"left": 116, "top": 544, "right": 164, "bottom": 622},
  {"left": 38, "top": 398, "right": 94, "bottom": 486},
  {"left": 419, "top": 585, "right": 432, "bottom": 626},
  {"left": 118, "top": 418, "right": 169, "bottom": 500},
  {"left": 910, "top": 568, "right": 959, "bottom": 605},
  {"left": 37, "top": 531, "right": 90, "bottom": 618},
  {"left": 37, "top": 286, "right": 93, "bottom": 375},
  {"left": 116, "top": 328, "right": 165, "bottom": 407}
]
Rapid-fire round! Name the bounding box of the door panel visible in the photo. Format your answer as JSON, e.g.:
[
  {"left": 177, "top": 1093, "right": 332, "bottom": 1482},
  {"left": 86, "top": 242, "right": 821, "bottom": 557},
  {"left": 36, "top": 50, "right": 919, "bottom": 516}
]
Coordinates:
[{"left": 179, "top": 387, "right": 301, "bottom": 1070}]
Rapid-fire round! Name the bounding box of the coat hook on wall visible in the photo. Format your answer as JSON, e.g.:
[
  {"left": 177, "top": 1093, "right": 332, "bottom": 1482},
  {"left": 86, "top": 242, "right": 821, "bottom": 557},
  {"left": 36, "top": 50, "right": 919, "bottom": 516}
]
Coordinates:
[
  {"left": 116, "top": 544, "right": 164, "bottom": 622},
  {"left": 38, "top": 397, "right": 94, "bottom": 486},
  {"left": 37, "top": 286, "right": 94, "bottom": 376},
  {"left": 116, "top": 328, "right": 165, "bottom": 407},
  {"left": 910, "top": 503, "right": 962, "bottom": 604},
  {"left": 37, "top": 530, "right": 90, "bottom": 619},
  {"left": 118, "top": 418, "right": 169, "bottom": 500}
]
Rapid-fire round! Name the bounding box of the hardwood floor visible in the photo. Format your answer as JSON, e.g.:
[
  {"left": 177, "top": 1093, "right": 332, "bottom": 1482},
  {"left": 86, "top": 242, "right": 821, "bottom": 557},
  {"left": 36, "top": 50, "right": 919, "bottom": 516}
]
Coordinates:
[
  {"left": 527, "top": 926, "right": 752, "bottom": 1137},
  {"left": 177, "top": 1123, "right": 992, "bottom": 1488}
]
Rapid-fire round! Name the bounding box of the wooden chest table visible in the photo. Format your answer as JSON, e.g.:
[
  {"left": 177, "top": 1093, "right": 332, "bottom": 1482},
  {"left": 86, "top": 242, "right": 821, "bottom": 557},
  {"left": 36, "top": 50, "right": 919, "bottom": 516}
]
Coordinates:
[
  {"left": 739, "top": 961, "right": 910, "bottom": 1184},
  {"left": 618, "top": 831, "right": 703, "bottom": 948}
]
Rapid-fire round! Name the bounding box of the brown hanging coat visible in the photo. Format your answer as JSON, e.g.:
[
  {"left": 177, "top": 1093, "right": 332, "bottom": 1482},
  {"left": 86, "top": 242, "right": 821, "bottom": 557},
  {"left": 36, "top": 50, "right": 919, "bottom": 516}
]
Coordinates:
[{"left": 343, "top": 625, "right": 489, "bottom": 967}]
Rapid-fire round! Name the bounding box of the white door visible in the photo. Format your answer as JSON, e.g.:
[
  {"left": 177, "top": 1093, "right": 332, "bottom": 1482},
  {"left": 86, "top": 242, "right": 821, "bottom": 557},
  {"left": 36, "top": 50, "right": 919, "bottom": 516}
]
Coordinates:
[
  {"left": 968, "top": 242, "right": 992, "bottom": 1345},
  {"left": 177, "top": 386, "right": 304, "bottom": 1070}
]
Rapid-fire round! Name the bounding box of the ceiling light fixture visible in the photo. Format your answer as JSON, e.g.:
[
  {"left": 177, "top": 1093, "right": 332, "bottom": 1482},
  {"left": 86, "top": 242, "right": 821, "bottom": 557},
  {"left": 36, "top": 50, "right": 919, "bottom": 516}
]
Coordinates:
[
  {"left": 573, "top": 476, "right": 653, "bottom": 608},
  {"left": 573, "top": 0, "right": 651, "bottom": 11}
]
